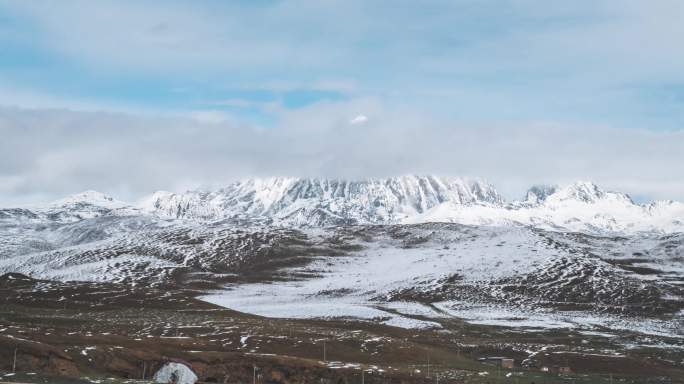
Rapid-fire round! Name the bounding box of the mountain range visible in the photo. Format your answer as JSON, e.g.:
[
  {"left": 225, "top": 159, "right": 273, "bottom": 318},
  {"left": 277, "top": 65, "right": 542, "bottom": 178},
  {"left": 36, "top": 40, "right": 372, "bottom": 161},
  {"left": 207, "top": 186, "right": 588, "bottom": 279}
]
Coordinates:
[
  {"left": 4, "top": 176, "right": 683, "bottom": 234},
  {"left": 1, "top": 175, "right": 683, "bottom": 342}
]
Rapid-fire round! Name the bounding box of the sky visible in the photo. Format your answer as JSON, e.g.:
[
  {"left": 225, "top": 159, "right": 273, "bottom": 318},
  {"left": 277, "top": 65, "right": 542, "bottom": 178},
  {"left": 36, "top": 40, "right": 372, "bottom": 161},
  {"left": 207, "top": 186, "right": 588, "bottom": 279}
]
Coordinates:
[{"left": 1, "top": 0, "right": 683, "bottom": 205}]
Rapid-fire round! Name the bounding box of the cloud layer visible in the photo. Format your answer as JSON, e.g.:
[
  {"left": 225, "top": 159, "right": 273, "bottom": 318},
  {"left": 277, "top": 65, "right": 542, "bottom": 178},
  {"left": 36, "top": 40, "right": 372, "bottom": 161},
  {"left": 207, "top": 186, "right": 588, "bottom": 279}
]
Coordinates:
[
  {"left": 1, "top": 1, "right": 683, "bottom": 128},
  {"left": 1, "top": 1, "right": 683, "bottom": 205},
  {"left": 2, "top": 103, "right": 683, "bottom": 206}
]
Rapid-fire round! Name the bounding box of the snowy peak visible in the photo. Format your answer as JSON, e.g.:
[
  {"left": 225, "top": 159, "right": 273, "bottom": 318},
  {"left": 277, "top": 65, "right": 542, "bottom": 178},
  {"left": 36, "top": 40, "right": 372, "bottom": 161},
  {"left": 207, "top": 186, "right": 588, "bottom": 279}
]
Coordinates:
[
  {"left": 52, "top": 190, "right": 126, "bottom": 208},
  {"left": 557, "top": 181, "right": 605, "bottom": 202},
  {"left": 416, "top": 180, "right": 683, "bottom": 233},
  {"left": 544, "top": 181, "right": 633, "bottom": 205},
  {"left": 135, "top": 176, "right": 684, "bottom": 233},
  {"left": 5, "top": 177, "right": 683, "bottom": 234},
  {"left": 140, "top": 176, "right": 502, "bottom": 223},
  {"left": 268, "top": 175, "right": 502, "bottom": 208},
  {"left": 138, "top": 178, "right": 301, "bottom": 219},
  {"left": 25, "top": 191, "right": 138, "bottom": 222}
]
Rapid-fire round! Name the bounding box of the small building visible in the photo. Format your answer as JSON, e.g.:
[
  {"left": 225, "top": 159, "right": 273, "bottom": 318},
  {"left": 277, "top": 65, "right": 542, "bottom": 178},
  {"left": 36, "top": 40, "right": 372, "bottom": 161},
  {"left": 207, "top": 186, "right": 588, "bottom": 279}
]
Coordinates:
[{"left": 478, "top": 357, "right": 515, "bottom": 369}]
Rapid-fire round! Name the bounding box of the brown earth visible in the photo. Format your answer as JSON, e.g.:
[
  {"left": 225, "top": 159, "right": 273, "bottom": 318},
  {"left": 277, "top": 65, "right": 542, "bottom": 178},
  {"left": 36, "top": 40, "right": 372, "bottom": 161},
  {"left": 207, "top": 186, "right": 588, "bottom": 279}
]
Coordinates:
[{"left": 1, "top": 273, "right": 683, "bottom": 384}]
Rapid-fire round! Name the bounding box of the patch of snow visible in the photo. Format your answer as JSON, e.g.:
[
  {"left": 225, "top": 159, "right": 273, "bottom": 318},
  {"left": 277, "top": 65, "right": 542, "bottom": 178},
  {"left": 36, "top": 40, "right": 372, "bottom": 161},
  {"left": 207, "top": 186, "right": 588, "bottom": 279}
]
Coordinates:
[{"left": 81, "top": 346, "right": 96, "bottom": 356}]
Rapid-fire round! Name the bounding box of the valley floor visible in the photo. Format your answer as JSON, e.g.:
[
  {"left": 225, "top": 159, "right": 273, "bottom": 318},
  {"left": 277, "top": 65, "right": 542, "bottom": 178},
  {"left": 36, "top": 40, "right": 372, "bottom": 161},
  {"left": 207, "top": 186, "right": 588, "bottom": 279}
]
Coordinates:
[{"left": 1, "top": 274, "right": 683, "bottom": 384}]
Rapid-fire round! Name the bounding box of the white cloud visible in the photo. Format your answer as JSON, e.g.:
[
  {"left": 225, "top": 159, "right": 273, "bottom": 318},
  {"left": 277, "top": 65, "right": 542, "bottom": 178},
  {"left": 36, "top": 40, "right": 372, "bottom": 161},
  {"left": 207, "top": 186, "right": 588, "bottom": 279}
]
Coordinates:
[
  {"left": 349, "top": 115, "right": 368, "bottom": 125},
  {"left": 1, "top": 2, "right": 684, "bottom": 205},
  {"left": 8, "top": 1, "right": 684, "bottom": 87},
  {"left": 2, "top": 0, "right": 683, "bottom": 132},
  {"left": 1, "top": 102, "right": 683, "bottom": 206}
]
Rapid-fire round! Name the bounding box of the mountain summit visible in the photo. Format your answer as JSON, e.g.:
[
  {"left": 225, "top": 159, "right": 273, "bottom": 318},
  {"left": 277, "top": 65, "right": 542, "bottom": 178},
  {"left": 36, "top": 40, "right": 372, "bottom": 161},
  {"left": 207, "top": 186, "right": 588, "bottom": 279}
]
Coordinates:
[
  {"left": 140, "top": 176, "right": 502, "bottom": 226},
  {"left": 136, "top": 176, "right": 683, "bottom": 233},
  {"left": 4, "top": 176, "right": 683, "bottom": 233}
]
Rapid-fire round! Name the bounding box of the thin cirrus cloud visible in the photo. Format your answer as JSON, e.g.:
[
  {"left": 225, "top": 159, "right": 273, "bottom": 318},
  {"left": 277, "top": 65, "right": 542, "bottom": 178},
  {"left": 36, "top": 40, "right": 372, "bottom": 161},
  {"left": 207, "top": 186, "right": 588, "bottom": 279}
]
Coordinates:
[{"left": 0, "top": 1, "right": 683, "bottom": 204}]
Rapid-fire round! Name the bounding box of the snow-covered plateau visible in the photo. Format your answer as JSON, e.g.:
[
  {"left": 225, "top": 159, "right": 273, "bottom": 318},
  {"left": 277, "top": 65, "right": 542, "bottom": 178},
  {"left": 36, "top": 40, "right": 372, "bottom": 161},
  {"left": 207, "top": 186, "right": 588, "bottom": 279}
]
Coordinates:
[{"left": 1, "top": 176, "right": 683, "bottom": 343}]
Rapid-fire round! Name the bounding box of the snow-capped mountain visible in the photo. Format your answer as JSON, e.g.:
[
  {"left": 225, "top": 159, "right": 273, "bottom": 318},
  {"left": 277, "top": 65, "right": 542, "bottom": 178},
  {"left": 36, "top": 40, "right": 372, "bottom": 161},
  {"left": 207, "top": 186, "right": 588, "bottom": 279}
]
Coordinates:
[
  {"left": 138, "top": 177, "right": 683, "bottom": 233},
  {"left": 2, "top": 216, "right": 682, "bottom": 337},
  {"left": 139, "top": 176, "right": 503, "bottom": 226},
  {"left": 412, "top": 181, "right": 684, "bottom": 233},
  {"left": 47, "top": 190, "right": 139, "bottom": 220},
  {"left": 0, "top": 190, "right": 140, "bottom": 223},
  {"left": 3, "top": 176, "right": 683, "bottom": 233},
  {"left": 1, "top": 178, "right": 683, "bottom": 339}
]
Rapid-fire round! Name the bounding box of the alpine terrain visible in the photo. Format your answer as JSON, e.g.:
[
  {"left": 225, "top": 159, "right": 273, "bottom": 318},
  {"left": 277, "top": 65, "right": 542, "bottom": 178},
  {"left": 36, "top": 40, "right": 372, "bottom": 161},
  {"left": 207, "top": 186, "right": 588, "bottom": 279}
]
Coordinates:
[{"left": 1, "top": 176, "right": 683, "bottom": 383}]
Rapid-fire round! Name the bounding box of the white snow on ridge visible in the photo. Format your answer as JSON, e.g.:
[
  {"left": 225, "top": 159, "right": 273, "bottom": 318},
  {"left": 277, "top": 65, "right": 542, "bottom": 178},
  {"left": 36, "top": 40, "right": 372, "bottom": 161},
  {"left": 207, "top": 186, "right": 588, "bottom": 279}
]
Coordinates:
[
  {"left": 139, "top": 175, "right": 502, "bottom": 224},
  {"left": 200, "top": 226, "right": 554, "bottom": 327},
  {"left": 51, "top": 190, "right": 127, "bottom": 209},
  {"left": 2, "top": 190, "right": 141, "bottom": 223},
  {"left": 0, "top": 250, "right": 178, "bottom": 284},
  {"left": 199, "top": 225, "right": 684, "bottom": 337},
  {"left": 4, "top": 176, "right": 684, "bottom": 234},
  {"left": 2, "top": 193, "right": 682, "bottom": 339},
  {"left": 407, "top": 187, "right": 684, "bottom": 233},
  {"left": 140, "top": 177, "right": 684, "bottom": 234}
]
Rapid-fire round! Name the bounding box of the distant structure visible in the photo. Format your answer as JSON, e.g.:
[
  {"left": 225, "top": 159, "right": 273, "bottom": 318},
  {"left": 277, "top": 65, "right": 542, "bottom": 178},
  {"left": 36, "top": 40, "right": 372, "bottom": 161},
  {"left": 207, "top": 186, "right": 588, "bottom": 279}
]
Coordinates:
[
  {"left": 478, "top": 357, "right": 515, "bottom": 368},
  {"left": 153, "top": 361, "right": 198, "bottom": 384},
  {"left": 539, "top": 365, "right": 572, "bottom": 374}
]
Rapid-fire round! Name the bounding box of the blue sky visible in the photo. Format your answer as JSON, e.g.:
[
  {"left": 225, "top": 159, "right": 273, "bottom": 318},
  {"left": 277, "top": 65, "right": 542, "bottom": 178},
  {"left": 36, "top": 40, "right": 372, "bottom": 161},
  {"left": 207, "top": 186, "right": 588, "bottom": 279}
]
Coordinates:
[
  {"left": 1, "top": 0, "right": 682, "bottom": 128},
  {"left": 1, "top": 1, "right": 683, "bottom": 204}
]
